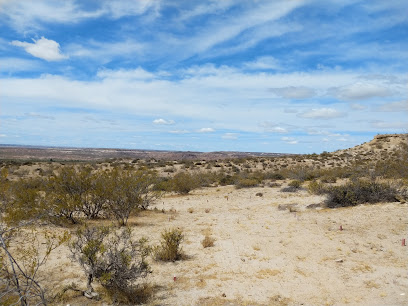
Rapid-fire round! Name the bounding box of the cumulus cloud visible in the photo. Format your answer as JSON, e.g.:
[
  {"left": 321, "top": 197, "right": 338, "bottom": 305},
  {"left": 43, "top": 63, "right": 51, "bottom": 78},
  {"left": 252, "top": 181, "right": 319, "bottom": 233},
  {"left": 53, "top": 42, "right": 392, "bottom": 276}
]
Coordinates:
[
  {"left": 298, "top": 108, "right": 346, "bottom": 119},
  {"left": 378, "top": 100, "right": 408, "bottom": 112},
  {"left": 270, "top": 86, "right": 316, "bottom": 99},
  {"left": 330, "top": 82, "right": 391, "bottom": 100},
  {"left": 153, "top": 118, "right": 175, "bottom": 125},
  {"left": 11, "top": 37, "right": 67, "bottom": 61},
  {"left": 198, "top": 128, "right": 215, "bottom": 133}
]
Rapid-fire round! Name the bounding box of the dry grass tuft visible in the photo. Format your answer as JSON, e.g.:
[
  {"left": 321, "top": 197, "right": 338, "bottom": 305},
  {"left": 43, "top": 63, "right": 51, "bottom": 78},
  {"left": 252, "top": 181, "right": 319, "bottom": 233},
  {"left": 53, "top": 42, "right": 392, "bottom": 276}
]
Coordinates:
[
  {"left": 201, "top": 234, "right": 216, "bottom": 248},
  {"left": 256, "top": 269, "right": 281, "bottom": 279}
]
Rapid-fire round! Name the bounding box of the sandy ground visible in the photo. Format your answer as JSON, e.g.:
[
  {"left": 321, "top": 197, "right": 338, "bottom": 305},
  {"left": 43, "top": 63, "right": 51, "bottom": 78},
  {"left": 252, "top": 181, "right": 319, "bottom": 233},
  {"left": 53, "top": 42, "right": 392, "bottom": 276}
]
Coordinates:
[{"left": 43, "top": 184, "right": 408, "bottom": 305}]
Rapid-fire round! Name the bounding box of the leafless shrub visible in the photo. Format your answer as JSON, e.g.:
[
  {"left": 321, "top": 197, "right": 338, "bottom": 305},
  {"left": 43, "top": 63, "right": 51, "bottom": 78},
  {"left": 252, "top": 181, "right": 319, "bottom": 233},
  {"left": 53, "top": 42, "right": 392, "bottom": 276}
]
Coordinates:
[{"left": 69, "top": 225, "right": 151, "bottom": 301}]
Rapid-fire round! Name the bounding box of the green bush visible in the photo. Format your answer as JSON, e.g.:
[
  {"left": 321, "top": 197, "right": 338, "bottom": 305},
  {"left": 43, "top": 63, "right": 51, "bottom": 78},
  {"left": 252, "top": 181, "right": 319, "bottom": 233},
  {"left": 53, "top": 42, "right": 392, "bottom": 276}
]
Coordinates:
[
  {"left": 325, "top": 179, "right": 398, "bottom": 208},
  {"left": 154, "top": 228, "right": 184, "bottom": 261},
  {"left": 170, "top": 172, "right": 200, "bottom": 194}
]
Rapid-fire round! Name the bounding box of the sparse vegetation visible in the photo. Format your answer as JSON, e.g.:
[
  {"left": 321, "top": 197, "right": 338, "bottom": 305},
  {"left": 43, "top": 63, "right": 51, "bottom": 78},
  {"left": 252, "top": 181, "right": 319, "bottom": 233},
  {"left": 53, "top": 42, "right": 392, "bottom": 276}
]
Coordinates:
[
  {"left": 1, "top": 133, "right": 407, "bottom": 305},
  {"left": 324, "top": 179, "right": 398, "bottom": 208},
  {"left": 69, "top": 225, "right": 150, "bottom": 301},
  {"left": 201, "top": 235, "right": 215, "bottom": 248},
  {"left": 154, "top": 228, "right": 184, "bottom": 262}
]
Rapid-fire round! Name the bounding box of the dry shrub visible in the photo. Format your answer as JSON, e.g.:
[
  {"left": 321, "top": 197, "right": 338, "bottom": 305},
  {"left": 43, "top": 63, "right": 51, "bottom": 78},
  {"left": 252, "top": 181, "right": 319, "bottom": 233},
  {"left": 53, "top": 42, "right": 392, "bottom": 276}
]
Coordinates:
[
  {"left": 307, "top": 180, "right": 326, "bottom": 195},
  {"left": 325, "top": 179, "right": 398, "bottom": 208},
  {"left": 201, "top": 235, "right": 215, "bottom": 248},
  {"left": 280, "top": 180, "right": 302, "bottom": 192},
  {"left": 154, "top": 228, "right": 184, "bottom": 261},
  {"left": 235, "top": 178, "right": 259, "bottom": 189},
  {"left": 103, "top": 282, "right": 154, "bottom": 305}
]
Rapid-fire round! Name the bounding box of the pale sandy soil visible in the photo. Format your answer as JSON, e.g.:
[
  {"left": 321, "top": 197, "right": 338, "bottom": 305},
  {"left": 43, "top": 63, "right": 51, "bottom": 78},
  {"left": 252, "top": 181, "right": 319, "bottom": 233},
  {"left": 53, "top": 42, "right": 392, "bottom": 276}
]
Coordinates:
[{"left": 40, "top": 184, "right": 408, "bottom": 306}]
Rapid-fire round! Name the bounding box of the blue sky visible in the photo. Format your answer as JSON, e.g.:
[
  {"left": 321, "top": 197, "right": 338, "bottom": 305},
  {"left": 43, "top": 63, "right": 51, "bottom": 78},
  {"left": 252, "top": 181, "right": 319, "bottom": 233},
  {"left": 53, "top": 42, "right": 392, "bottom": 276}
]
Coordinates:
[{"left": 1, "top": 0, "right": 407, "bottom": 153}]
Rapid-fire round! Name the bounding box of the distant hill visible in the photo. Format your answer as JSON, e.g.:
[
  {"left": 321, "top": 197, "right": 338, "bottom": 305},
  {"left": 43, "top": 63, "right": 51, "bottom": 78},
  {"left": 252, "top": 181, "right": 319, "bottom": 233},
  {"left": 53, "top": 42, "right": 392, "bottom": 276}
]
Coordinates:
[
  {"left": 1, "top": 133, "right": 406, "bottom": 162},
  {"left": 0, "top": 144, "right": 287, "bottom": 162},
  {"left": 334, "top": 133, "right": 408, "bottom": 159}
]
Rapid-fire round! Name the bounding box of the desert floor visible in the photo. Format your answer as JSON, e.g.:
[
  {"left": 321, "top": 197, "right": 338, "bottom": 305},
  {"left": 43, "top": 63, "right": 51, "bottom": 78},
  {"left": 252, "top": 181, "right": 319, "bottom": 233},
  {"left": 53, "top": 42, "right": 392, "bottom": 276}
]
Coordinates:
[{"left": 44, "top": 184, "right": 408, "bottom": 306}]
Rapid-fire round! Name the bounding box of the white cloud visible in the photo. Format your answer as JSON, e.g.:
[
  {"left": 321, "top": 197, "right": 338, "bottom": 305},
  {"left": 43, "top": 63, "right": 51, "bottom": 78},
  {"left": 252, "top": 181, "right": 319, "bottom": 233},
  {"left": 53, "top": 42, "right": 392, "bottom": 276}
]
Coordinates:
[
  {"left": 378, "top": 100, "right": 408, "bottom": 112},
  {"left": 102, "top": 0, "right": 159, "bottom": 19},
  {"left": 243, "top": 56, "right": 280, "bottom": 70},
  {"left": 298, "top": 108, "right": 346, "bottom": 119},
  {"left": 97, "top": 68, "right": 154, "bottom": 80},
  {"left": 0, "top": 57, "right": 42, "bottom": 72},
  {"left": 169, "top": 130, "right": 189, "bottom": 134},
  {"left": 337, "top": 137, "right": 348, "bottom": 142},
  {"left": 66, "top": 39, "right": 145, "bottom": 60},
  {"left": 330, "top": 82, "right": 391, "bottom": 100},
  {"left": 25, "top": 112, "right": 55, "bottom": 120},
  {"left": 169, "top": 1, "right": 303, "bottom": 61},
  {"left": 0, "top": 0, "right": 158, "bottom": 32},
  {"left": 198, "top": 128, "right": 215, "bottom": 133},
  {"left": 371, "top": 120, "right": 408, "bottom": 129},
  {"left": 284, "top": 108, "right": 298, "bottom": 113},
  {"left": 350, "top": 103, "right": 366, "bottom": 110},
  {"left": 1, "top": 68, "right": 406, "bottom": 138},
  {"left": 178, "top": 1, "right": 234, "bottom": 21},
  {"left": 222, "top": 133, "right": 238, "bottom": 140},
  {"left": 153, "top": 119, "right": 175, "bottom": 125},
  {"left": 281, "top": 136, "right": 298, "bottom": 144},
  {"left": 270, "top": 86, "right": 316, "bottom": 99},
  {"left": 261, "top": 123, "right": 289, "bottom": 134},
  {"left": 11, "top": 37, "right": 67, "bottom": 61}
]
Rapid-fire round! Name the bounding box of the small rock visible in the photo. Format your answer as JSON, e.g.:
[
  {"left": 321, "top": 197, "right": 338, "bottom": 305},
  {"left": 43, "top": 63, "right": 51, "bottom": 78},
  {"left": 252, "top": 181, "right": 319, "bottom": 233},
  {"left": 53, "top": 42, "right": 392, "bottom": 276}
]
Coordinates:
[
  {"left": 335, "top": 258, "right": 344, "bottom": 263},
  {"left": 84, "top": 291, "right": 99, "bottom": 299},
  {"left": 222, "top": 293, "right": 226, "bottom": 297}
]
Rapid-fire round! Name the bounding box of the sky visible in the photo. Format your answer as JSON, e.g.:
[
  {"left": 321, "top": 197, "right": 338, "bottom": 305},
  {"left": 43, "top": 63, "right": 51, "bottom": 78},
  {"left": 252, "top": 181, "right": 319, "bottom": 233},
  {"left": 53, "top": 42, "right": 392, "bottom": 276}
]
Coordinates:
[{"left": 0, "top": 0, "right": 407, "bottom": 154}]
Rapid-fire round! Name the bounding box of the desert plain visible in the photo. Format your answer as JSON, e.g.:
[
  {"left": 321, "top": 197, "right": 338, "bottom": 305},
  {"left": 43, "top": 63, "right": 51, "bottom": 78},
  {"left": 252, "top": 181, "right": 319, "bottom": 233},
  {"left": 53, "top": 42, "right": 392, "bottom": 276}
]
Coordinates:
[{"left": 1, "top": 134, "right": 407, "bottom": 305}]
